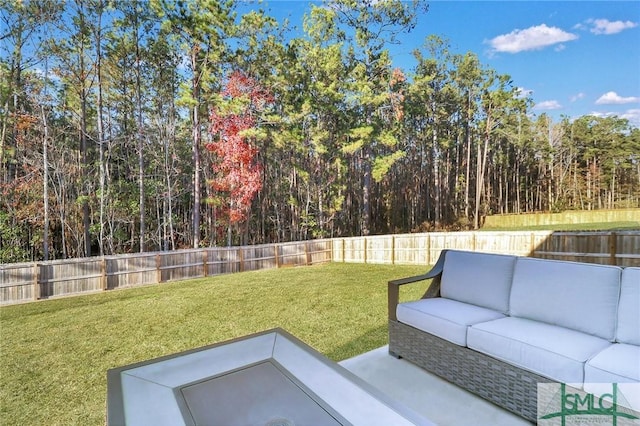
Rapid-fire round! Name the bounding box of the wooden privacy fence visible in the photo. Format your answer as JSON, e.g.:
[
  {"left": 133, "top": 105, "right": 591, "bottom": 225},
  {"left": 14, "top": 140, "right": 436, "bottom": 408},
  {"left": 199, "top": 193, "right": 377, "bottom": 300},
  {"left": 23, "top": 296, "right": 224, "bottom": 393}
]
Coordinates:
[
  {"left": 1, "top": 231, "right": 638, "bottom": 305},
  {"left": 483, "top": 208, "right": 640, "bottom": 228},
  {"left": 0, "top": 240, "right": 332, "bottom": 305},
  {"left": 332, "top": 230, "right": 640, "bottom": 267}
]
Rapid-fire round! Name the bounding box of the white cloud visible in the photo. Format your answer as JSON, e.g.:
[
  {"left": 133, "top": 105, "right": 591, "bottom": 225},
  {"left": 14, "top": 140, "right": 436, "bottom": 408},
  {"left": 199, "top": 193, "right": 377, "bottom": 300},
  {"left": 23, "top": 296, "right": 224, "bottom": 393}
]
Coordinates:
[
  {"left": 595, "top": 91, "right": 640, "bottom": 105},
  {"left": 516, "top": 87, "right": 533, "bottom": 98},
  {"left": 570, "top": 92, "right": 586, "bottom": 102},
  {"left": 487, "top": 24, "right": 578, "bottom": 53},
  {"left": 586, "top": 18, "right": 638, "bottom": 35},
  {"left": 621, "top": 109, "right": 640, "bottom": 127},
  {"left": 535, "top": 100, "right": 563, "bottom": 110},
  {"left": 589, "top": 109, "right": 640, "bottom": 127}
]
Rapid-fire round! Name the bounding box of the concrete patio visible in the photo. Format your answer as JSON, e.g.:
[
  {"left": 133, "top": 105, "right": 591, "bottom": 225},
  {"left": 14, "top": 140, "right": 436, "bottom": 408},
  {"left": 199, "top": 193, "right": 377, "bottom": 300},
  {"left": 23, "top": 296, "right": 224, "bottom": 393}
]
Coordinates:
[{"left": 340, "top": 346, "right": 533, "bottom": 426}]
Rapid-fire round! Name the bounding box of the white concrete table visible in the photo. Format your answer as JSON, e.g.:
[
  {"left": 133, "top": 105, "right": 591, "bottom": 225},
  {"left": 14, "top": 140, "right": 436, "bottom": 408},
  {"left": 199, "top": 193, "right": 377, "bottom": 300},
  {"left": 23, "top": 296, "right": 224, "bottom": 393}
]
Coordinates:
[{"left": 107, "top": 328, "right": 432, "bottom": 426}]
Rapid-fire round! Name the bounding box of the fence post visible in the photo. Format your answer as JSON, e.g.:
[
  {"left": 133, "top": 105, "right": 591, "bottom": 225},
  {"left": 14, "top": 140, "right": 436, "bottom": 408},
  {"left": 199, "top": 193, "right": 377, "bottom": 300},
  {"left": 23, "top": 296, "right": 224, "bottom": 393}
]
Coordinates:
[
  {"left": 274, "top": 244, "right": 280, "bottom": 268},
  {"left": 391, "top": 235, "right": 395, "bottom": 265},
  {"left": 155, "top": 254, "right": 162, "bottom": 283},
  {"left": 101, "top": 258, "right": 108, "bottom": 291},
  {"left": 609, "top": 232, "right": 618, "bottom": 266},
  {"left": 33, "top": 263, "right": 40, "bottom": 301},
  {"left": 530, "top": 232, "right": 536, "bottom": 257},
  {"left": 203, "top": 249, "right": 209, "bottom": 277},
  {"left": 426, "top": 233, "right": 431, "bottom": 265},
  {"left": 364, "top": 238, "right": 367, "bottom": 264},
  {"left": 238, "top": 248, "right": 244, "bottom": 272},
  {"left": 305, "top": 241, "right": 311, "bottom": 265}
]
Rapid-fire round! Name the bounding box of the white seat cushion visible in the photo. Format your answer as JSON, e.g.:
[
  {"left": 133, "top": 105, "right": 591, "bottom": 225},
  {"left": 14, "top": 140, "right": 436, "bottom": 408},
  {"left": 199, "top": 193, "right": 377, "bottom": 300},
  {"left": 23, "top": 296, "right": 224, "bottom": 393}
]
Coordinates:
[
  {"left": 440, "top": 250, "right": 517, "bottom": 314},
  {"left": 617, "top": 267, "right": 640, "bottom": 345},
  {"left": 510, "top": 258, "right": 621, "bottom": 340},
  {"left": 467, "top": 317, "right": 611, "bottom": 384},
  {"left": 396, "top": 298, "right": 505, "bottom": 346},
  {"left": 584, "top": 344, "right": 640, "bottom": 412},
  {"left": 585, "top": 343, "right": 640, "bottom": 383}
]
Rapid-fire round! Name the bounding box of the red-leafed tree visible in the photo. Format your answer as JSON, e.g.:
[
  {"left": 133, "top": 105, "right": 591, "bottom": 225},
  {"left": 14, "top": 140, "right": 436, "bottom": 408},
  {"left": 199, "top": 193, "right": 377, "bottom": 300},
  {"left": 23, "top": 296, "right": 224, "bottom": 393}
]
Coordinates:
[{"left": 207, "top": 70, "right": 272, "bottom": 244}]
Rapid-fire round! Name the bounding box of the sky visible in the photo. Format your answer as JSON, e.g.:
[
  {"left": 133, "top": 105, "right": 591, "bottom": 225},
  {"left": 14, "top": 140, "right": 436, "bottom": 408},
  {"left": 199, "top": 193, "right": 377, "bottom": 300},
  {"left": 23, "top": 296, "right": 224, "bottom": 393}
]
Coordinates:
[{"left": 238, "top": 1, "right": 640, "bottom": 127}]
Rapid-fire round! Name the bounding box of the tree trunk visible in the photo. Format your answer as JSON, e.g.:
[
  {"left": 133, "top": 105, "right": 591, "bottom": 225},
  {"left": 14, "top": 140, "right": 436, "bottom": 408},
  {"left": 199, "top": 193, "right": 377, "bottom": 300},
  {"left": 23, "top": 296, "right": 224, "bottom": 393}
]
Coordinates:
[
  {"left": 96, "top": 5, "right": 106, "bottom": 256},
  {"left": 432, "top": 125, "right": 441, "bottom": 226},
  {"left": 164, "top": 122, "right": 176, "bottom": 251},
  {"left": 81, "top": 84, "right": 91, "bottom": 256},
  {"left": 41, "top": 105, "right": 50, "bottom": 260},
  {"left": 362, "top": 145, "right": 371, "bottom": 236},
  {"left": 135, "top": 20, "right": 145, "bottom": 252},
  {"left": 464, "top": 95, "right": 472, "bottom": 220},
  {"left": 473, "top": 137, "right": 482, "bottom": 229},
  {"left": 474, "top": 130, "right": 490, "bottom": 229},
  {"left": 191, "top": 46, "right": 201, "bottom": 248}
]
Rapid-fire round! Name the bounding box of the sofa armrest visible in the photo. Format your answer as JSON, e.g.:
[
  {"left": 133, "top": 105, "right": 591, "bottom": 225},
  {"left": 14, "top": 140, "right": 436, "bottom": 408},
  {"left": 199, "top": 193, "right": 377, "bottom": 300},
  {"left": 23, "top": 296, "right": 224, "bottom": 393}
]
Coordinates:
[{"left": 388, "top": 250, "right": 448, "bottom": 321}]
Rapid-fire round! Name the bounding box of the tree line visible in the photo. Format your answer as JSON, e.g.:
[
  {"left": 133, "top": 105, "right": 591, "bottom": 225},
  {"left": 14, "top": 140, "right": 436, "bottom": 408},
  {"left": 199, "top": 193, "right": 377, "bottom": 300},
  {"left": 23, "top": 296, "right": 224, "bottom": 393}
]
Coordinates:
[{"left": 1, "top": 0, "right": 639, "bottom": 263}]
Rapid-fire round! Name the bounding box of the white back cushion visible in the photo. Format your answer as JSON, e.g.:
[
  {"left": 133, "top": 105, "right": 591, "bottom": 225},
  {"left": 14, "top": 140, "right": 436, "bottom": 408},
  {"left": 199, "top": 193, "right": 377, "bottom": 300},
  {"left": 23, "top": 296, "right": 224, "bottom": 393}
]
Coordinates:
[
  {"left": 510, "top": 258, "right": 621, "bottom": 341},
  {"left": 617, "top": 267, "right": 640, "bottom": 345},
  {"left": 440, "top": 250, "right": 517, "bottom": 314}
]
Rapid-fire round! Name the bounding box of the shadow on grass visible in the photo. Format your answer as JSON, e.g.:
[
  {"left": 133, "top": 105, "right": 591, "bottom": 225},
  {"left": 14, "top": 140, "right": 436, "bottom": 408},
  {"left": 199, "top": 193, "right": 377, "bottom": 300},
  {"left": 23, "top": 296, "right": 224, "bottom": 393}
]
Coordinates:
[{"left": 325, "top": 323, "right": 389, "bottom": 361}]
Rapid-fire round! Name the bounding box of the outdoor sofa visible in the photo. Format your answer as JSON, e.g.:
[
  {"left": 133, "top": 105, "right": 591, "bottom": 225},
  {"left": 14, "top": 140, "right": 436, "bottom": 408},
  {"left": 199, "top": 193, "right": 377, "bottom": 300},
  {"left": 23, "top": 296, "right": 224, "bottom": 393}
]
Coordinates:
[{"left": 388, "top": 249, "right": 640, "bottom": 422}]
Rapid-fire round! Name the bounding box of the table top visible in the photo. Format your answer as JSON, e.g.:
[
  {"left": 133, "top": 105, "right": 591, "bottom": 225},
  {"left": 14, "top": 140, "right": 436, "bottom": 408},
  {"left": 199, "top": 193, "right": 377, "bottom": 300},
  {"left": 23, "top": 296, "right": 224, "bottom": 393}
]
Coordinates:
[{"left": 107, "top": 328, "right": 432, "bottom": 426}]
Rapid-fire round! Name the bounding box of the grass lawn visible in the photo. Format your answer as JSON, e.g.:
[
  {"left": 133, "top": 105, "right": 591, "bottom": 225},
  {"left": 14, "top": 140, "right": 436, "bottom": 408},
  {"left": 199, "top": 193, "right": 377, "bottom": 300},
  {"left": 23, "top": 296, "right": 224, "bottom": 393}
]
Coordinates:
[{"left": 0, "top": 262, "right": 430, "bottom": 426}]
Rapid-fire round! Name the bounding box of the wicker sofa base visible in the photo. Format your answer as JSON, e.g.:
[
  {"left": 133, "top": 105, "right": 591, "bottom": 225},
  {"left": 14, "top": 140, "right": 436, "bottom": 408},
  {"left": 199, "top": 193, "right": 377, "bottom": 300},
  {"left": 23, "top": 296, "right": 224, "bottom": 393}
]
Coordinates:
[{"left": 389, "top": 319, "right": 554, "bottom": 423}]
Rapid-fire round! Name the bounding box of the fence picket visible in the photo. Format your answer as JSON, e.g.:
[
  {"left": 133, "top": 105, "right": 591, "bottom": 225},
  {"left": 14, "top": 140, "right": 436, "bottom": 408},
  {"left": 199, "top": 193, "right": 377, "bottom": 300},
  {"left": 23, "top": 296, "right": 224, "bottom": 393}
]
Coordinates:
[{"left": 1, "top": 233, "right": 637, "bottom": 306}]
